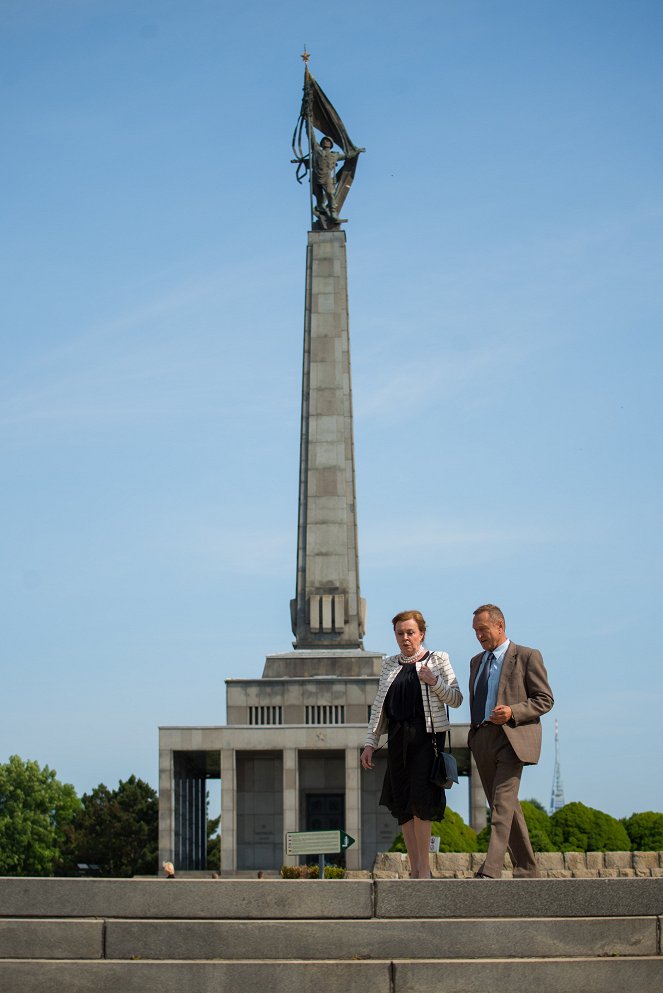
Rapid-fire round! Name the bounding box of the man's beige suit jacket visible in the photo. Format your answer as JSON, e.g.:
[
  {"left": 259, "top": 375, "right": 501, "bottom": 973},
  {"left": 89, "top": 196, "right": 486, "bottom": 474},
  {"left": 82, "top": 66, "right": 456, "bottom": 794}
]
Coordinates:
[{"left": 469, "top": 642, "right": 554, "bottom": 765}]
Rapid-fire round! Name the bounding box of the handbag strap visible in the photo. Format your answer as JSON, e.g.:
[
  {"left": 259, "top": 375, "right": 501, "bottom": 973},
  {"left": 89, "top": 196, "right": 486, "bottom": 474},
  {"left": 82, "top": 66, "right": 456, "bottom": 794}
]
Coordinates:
[{"left": 424, "top": 681, "right": 450, "bottom": 755}]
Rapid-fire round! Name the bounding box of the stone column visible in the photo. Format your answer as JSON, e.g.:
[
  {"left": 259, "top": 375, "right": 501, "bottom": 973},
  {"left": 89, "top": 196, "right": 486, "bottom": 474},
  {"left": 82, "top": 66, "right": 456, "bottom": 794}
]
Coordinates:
[
  {"left": 291, "top": 229, "right": 366, "bottom": 650},
  {"left": 220, "top": 747, "right": 236, "bottom": 874},
  {"left": 282, "top": 747, "right": 298, "bottom": 867},
  {"left": 158, "top": 745, "right": 174, "bottom": 870},
  {"left": 344, "top": 746, "right": 361, "bottom": 870}
]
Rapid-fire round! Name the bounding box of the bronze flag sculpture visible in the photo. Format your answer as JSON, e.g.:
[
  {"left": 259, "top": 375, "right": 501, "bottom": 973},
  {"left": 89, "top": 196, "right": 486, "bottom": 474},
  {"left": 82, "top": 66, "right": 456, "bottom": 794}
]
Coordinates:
[{"left": 292, "top": 55, "right": 365, "bottom": 229}]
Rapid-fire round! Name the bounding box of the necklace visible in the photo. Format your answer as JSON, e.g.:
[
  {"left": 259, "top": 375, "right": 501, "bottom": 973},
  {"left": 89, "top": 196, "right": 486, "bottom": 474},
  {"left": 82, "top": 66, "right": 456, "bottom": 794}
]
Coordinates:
[{"left": 399, "top": 646, "right": 426, "bottom": 664}]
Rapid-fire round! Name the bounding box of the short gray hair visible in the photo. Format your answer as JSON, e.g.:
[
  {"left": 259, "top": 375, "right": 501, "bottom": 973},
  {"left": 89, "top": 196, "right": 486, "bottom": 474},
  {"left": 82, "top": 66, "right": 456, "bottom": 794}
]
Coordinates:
[{"left": 473, "top": 604, "right": 505, "bottom": 626}]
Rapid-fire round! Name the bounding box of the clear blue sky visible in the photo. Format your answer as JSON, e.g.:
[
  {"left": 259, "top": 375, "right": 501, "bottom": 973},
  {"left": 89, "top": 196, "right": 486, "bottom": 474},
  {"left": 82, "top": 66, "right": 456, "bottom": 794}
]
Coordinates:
[{"left": 2, "top": 1, "right": 662, "bottom": 825}]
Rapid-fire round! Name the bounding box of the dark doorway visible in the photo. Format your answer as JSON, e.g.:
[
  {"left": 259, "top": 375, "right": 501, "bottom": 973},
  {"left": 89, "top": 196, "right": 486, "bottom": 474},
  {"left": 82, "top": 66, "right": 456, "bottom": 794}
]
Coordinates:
[
  {"left": 304, "top": 793, "right": 345, "bottom": 867},
  {"left": 305, "top": 793, "right": 345, "bottom": 832}
]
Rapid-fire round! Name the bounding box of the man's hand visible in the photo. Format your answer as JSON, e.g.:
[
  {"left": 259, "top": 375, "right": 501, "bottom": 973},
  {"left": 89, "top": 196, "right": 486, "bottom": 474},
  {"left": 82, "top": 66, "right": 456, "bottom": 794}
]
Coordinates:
[
  {"left": 489, "top": 705, "right": 513, "bottom": 725},
  {"left": 360, "top": 746, "right": 375, "bottom": 770}
]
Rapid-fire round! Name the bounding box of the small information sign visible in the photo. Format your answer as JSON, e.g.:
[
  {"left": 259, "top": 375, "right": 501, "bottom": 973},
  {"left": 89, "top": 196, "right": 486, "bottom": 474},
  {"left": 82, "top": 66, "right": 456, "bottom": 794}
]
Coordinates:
[{"left": 285, "top": 829, "right": 355, "bottom": 856}]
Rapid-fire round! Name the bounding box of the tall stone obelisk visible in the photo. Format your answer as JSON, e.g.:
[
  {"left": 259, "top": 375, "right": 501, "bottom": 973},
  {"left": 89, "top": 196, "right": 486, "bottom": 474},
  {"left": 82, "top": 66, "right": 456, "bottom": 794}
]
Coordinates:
[
  {"left": 264, "top": 57, "right": 378, "bottom": 678},
  {"left": 290, "top": 227, "right": 365, "bottom": 649}
]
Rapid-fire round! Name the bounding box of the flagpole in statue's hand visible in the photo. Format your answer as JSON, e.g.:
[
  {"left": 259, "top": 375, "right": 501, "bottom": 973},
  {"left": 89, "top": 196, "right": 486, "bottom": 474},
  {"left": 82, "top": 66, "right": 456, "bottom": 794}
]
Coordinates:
[{"left": 292, "top": 47, "right": 364, "bottom": 229}]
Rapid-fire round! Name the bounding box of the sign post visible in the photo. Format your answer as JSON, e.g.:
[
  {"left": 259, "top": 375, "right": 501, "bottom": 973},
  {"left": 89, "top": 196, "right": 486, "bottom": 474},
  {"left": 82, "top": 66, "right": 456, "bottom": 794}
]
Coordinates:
[{"left": 285, "top": 829, "right": 355, "bottom": 878}]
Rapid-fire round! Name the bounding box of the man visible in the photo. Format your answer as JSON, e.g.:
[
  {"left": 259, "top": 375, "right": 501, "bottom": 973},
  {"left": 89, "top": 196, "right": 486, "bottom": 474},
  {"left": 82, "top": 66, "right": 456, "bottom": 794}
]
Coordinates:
[
  {"left": 311, "top": 134, "right": 345, "bottom": 220},
  {"left": 468, "top": 604, "right": 553, "bottom": 878}
]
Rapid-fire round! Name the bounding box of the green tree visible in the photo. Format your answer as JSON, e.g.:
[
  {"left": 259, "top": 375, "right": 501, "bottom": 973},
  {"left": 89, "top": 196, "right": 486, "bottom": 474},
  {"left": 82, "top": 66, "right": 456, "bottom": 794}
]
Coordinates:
[
  {"left": 521, "top": 800, "right": 555, "bottom": 851},
  {"left": 64, "top": 775, "right": 158, "bottom": 876},
  {"left": 390, "top": 807, "right": 478, "bottom": 853},
  {"left": 549, "top": 802, "right": 631, "bottom": 852},
  {"left": 0, "top": 755, "right": 80, "bottom": 875},
  {"left": 207, "top": 813, "right": 221, "bottom": 869},
  {"left": 621, "top": 811, "right": 663, "bottom": 851},
  {"left": 477, "top": 799, "right": 555, "bottom": 853}
]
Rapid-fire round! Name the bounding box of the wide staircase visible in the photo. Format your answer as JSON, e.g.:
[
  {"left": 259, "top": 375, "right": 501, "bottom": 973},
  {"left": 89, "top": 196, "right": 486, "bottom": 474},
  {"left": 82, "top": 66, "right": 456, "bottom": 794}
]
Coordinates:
[{"left": 0, "top": 875, "right": 661, "bottom": 992}]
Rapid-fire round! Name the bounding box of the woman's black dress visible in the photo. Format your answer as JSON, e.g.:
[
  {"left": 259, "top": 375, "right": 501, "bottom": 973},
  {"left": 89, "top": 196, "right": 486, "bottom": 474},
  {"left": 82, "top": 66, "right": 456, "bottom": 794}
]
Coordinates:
[{"left": 379, "top": 658, "right": 447, "bottom": 825}]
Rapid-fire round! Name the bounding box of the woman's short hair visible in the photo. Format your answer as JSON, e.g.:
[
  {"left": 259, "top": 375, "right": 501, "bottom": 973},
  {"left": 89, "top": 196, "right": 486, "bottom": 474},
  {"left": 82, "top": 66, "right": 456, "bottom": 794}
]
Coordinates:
[{"left": 391, "top": 610, "right": 426, "bottom": 636}]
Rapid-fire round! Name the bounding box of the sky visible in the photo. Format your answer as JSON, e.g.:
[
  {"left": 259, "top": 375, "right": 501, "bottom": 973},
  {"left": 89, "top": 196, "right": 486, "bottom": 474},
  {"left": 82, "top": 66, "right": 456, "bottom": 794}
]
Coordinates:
[{"left": 2, "top": 0, "right": 662, "bottom": 828}]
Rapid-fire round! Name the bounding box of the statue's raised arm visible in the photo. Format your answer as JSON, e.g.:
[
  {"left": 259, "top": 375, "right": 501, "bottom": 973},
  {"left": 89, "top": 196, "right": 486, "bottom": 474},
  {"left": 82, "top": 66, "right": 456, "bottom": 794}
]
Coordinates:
[{"left": 292, "top": 58, "right": 365, "bottom": 230}]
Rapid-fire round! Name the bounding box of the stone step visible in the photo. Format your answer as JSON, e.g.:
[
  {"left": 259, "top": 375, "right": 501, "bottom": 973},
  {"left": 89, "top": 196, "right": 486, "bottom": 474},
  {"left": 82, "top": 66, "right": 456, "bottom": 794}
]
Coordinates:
[
  {"left": 0, "top": 957, "right": 661, "bottom": 993},
  {"left": 0, "top": 915, "right": 656, "bottom": 961},
  {"left": 1, "top": 876, "right": 661, "bottom": 920}
]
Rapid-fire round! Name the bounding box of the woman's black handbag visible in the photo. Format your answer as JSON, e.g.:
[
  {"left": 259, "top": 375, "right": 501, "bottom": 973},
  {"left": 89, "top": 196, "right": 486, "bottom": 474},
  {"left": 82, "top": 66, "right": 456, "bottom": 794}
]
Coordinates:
[
  {"left": 430, "top": 732, "right": 459, "bottom": 789},
  {"left": 426, "top": 685, "right": 459, "bottom": 789}
]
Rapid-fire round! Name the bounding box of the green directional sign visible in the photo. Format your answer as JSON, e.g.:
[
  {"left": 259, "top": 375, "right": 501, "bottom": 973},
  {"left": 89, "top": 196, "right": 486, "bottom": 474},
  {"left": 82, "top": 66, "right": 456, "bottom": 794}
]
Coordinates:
[{"left": 285, "top": 829, "right": 355, "bottom": 856}]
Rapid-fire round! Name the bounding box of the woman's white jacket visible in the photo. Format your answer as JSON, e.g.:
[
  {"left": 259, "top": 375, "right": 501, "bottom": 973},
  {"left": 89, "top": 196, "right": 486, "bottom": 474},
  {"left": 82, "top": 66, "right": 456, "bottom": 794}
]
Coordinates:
[{"left": 364, "top": 651, "right": 463, "bottom": 749}]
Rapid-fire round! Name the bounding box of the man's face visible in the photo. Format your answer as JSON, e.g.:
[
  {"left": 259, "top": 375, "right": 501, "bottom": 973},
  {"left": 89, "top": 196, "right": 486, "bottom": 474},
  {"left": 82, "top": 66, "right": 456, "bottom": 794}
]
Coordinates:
[{"left": 472, "top": 612, "right": 505, "bottom": 652}]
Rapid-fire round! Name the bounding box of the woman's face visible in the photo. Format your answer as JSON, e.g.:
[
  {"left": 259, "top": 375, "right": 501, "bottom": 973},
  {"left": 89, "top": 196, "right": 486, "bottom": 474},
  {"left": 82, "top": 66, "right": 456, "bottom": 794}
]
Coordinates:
[{"left": 394, "top": 618, "right": 424, "bottom": 656}]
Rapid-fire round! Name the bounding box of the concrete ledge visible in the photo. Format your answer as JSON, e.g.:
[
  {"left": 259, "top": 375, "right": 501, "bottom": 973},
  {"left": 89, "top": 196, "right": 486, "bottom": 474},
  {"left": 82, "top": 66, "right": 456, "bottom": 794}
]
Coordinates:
[
  {"left": 393, "top": 957, "right": 663, "bottom": 993},
  {"left": 374, "top": 877, "right": 663, "bottom": 918},
  {"left": 0, "top": 920, "right": 103, "bottom": 959},
  {"left": 0, "top": 960, "right": 392, "bottom": 993},
  {"left": 0, "top": 878, "right": 373, "bottom": 920},
  {"left": 103, "top": 916, "right": 657, "bottom": 960}
]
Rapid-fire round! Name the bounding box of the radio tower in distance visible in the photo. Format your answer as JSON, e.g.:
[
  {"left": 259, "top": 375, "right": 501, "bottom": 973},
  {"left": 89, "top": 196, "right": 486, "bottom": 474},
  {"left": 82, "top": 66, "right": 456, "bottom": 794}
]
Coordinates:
[{"left": 549, "top": 719, "right": 565, "bottom": 814}]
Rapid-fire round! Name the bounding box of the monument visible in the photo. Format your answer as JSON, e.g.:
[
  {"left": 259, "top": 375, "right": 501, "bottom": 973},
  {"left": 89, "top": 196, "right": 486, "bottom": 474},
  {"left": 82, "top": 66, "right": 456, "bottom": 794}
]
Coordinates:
[{"left": 158, "top": 57, "right": 478, "bottom": 875}]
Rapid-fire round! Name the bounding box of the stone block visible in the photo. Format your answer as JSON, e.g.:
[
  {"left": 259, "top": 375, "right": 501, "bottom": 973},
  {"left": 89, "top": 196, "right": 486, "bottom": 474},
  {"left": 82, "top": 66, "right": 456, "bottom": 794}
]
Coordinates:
[
  {"left": 394, "top": 958, "right": 663, "bottom": 993},
  {"left": 535, "top": 852, "right": 564, "bottom": 870},
  {"left": 634, "top": 852, "right": 659, "bottom": 874},
  {"left": 547, "top": 870, "right": 573, "bottom": 878},
  {"left": 106, "top": 915, "right": 657, "bottom": 962},
  {"left": 373, "top": 853, "right": 407, "bottom": 874},
  {"left": 0, "top": 920, "right": 103, "bottom": 959},
  {"left": 434, "top": 853, "right": 471, "bottom": 872},
  {"left": 598, "top": 868, "right": 619, "bottom": 877},
  {"left": 0, "top": 961, "right": 392, "bottom": 993},
  {"left": 586, "top": 851, "right": 604, "bottom": 870},
  {"left": 375, "top": 877, "right": 663, "bottom": 919},
  {"left": 604, "top": 851, "right": 632, "bottom": 869},
  {"left": 563, "top": 852, "right": 587, "bottom": 871},
  {"left": 570, "top": 869, "right": 594, "bottom": 878},
  {"left": 618, "top": 868, "right": 635, "bottom": 877},
  {"left": 0, "top": 878, "right": 374, "bottom": 920}
]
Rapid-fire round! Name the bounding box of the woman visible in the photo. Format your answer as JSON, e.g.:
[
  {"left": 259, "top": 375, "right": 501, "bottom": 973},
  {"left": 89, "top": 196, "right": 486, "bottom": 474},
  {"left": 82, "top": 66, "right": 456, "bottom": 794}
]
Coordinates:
[{"left": 360, "top": 610, "right": 462, "bottom": 878}]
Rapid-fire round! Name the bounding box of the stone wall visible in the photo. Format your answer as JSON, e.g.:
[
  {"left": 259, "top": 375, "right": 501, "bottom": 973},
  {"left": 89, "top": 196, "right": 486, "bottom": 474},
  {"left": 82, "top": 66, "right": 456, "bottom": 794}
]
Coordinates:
[{"left": 372, "top": 851, "right": 663, "bottom": 878}]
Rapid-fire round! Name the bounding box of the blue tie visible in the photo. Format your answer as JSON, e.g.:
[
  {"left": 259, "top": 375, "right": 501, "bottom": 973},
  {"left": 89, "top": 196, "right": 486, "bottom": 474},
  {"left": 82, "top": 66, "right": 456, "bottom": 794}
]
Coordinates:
[{"left": 471, "top": 653, "right": 494, "bottom": 726}]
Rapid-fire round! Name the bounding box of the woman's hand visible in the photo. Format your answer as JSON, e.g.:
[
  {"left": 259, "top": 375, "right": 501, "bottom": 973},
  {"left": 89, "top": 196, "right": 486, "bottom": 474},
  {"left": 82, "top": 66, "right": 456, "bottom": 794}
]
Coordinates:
[
  {"left": 418, "top": 661, "right": 437, "bottom": 686},
  {"left": 360, "top": 746, "right": 375, "bottom": 770}
]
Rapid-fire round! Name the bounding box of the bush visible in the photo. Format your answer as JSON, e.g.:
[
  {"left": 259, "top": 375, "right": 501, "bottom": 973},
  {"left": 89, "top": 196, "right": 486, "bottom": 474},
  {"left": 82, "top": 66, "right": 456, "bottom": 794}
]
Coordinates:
[
  {"left": 549, "top": 802, "right": 631, "bottom": 852},
  {"left": 390, "top": 807, "right": 478, "bottom": 853},
  {"left": 521, "top": 800, "right": 555, "bottom": 852},
  {"left": 323, "top": 865, "right": 345, "bottom": 878},
  {"left": 477, "top": 802, "right": 555, "bottom": 853},
  {"left": 280, "top": 864, "right": 319, "bottom": 878},
  {"left": 621, "top": 811, "right": 663, "bottom": 851}
]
